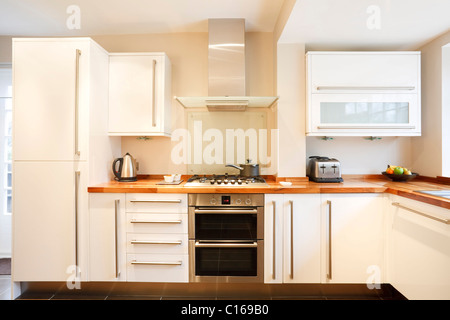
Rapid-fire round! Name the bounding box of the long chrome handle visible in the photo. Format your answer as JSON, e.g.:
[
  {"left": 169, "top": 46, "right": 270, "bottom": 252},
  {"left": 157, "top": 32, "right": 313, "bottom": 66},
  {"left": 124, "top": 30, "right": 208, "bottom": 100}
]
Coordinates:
[
  {"left": 114, "top": 199, "right": 120, "bottom": 278},
  {"left": 316, "top": 86, "right": 415, "bottom": 91},
  {"left": 194, "top": 241, "right": 258, "bottom": 248},
  {"left": 151, "top": 59, "right": 157, "bottom": 127},
  {"left": 272, "top": 200, "right": 276, "bottom": 280},
  {"left": 317, "top": 125, "right": 416, "bottom": 130},
  {"left": 75, "top": 49, "right": 81, "bottom": 156},
  {"left": 131, "top": 240, "right": 182, "bottom": 245},
  {"left": 326, "top": 200, "right": 332, "bottom": 280},
  {"left": 392, "top": 202, "right": 450, "bottom": 225},
  {"left": 74, "top": 170, "right": 80, "bottom": 278},
  {"left": 194, "top": 209, "right": 258, "bottom": 214},
  {"left": 130, "top": 199, "right": 182, "bottom": 203},
  {"left": 131, "top": 260, "right": 182, "bottom": 266},
  {"left": 290, "top": 200, "right": 294, "bottom": 280},
  {"left": 130, "top": 219, "right": 182, "bottom": 224}
]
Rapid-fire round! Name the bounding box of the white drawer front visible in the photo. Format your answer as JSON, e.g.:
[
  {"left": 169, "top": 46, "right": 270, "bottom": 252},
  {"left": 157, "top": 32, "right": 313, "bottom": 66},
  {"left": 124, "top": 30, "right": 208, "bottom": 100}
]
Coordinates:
[
  {"left": 126, "top": 193, "right": 187, "bottom": 213},
  {"left": 127, "top": 233, "right": 188, "bottom": 254},
  {"left": 127, "top": 253, "right": 188, "bottom": 282},
  {"left": 127, "top": 213, "right": 188, "bottom": 234}
]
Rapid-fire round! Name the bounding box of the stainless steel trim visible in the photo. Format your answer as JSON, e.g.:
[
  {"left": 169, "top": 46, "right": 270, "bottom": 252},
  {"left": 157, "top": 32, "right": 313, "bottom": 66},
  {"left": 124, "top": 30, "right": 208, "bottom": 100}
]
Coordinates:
[
  {"left": 194, "top": 241, "right": 258, "bottom": 248},
  {"left": 130, "top": 219, "right": 182, "bottom": 224},
  {"left": 272, "top": 200, "right": 276, "bottom": 280},
  {"left": 188, "top": 239, "right": 264, "bottom": 283},
  {"left": 114, "top": 199, "right": 120, "bottom": 278},
  {"left": 317, "top": 125, "right": 416, "bottom": 130},
  {"left": 326, "top": 200, "right": 332, "bottom": 280},
  {"left": 289, "top": 200, "right": 294, "bottom": 280},
  {"left": 151, "top": 59, "right": 157, "bottom": 127},
  {"left": 316, "top": 86, "right": 415, "bottom": 91},
  {"left": 74, "top": 170, "right": 80, "bottom": 278},
  {"left": 131, "top": 240, "right": 182, "bottom": 245},
  {"left": 392, "top": 202, "right": 450, "bottom": 225},
  {"left": 75, "top": 49, "right": 81, "bottom": 156},
  {"left": 131, "top": 260, "right": 182, "bottom": 266},
  {"left": 194, "top": 208, "right": 258, "bottom": 214},
  {"left": 130, "top": 199, "right": 182, "bottom": 203}
]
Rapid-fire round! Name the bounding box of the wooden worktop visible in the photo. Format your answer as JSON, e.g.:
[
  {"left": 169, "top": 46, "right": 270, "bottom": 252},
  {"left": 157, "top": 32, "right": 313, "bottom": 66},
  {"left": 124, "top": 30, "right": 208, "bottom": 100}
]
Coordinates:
[{"left": 88, "top": 175, "right": 450, "bottom": 210}]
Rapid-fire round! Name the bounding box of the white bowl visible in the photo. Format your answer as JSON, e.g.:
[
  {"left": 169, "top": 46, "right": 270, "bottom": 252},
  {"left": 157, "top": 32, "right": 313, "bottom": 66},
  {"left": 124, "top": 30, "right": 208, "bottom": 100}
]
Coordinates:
[
  {"left": 164, "top": 175, "right": 174, "bottom": 183},
  {"left": 279, "top": 181, "right": 292, "bottom": 186}
]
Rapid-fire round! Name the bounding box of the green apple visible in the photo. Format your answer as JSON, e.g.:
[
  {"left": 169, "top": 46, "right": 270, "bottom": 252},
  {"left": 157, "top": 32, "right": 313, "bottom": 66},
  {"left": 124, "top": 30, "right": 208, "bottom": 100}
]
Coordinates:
[{"left": 393, "top": 167, "right": 404, "bottom": 175}]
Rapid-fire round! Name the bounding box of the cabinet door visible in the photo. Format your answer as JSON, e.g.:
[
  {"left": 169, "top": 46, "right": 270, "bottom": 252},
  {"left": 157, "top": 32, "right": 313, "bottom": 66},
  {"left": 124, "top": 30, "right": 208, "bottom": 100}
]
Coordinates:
[
  {"left": 108, "top": 54, "right": 169, "bottom": 135},
  {"left": 388, "top": 196, "right": 450, "bottom": 300},
  {"left": 13, "top": 39, "right": 89, "bottom": 161},
  {"left": 322, "top": 193, "right": 384, "bottom": 284},
  {"left": 89, "top": 193, "right": 126, "bottom": 281},
  {"left": 13, "top": 162, "right": 82, "bottom": 281},
  {"left": 264, "top": 194, "right": 284, "bottom": 283},
  {"left": 283, "top": 194, "right": 321, "bottom": 283}
]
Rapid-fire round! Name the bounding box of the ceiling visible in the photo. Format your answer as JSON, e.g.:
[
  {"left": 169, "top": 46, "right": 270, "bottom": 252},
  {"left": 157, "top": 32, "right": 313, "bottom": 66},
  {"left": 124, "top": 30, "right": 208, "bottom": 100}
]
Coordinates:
[
  {"left": 1, "top": 0, "right": 450, "bottom": 51},
  {"left": 0, "top": 0, "right": 285, "bottom": 35},
  {"left": 279, "top": 0, "right": 450, "bottom": 50}
]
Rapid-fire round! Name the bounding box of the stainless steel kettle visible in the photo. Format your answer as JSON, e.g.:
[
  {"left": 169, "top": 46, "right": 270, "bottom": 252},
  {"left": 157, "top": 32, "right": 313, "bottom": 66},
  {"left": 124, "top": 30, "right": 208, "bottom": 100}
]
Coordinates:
[{"left": 112, "top": 153, "right": 138, "bottom": 182}]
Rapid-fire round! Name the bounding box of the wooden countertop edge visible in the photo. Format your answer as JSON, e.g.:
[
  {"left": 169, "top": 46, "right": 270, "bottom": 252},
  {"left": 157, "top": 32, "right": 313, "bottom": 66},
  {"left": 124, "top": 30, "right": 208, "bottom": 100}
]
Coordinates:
[{"left": 87, "top": 176, "right": 450, "bottom": 210}]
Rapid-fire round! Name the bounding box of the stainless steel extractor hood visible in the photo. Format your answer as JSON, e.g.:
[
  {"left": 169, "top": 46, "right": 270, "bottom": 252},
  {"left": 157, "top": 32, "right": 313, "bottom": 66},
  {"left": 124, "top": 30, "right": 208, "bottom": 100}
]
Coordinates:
[{"left": 175, "top": 19, "right": 279, "bottom": 111}]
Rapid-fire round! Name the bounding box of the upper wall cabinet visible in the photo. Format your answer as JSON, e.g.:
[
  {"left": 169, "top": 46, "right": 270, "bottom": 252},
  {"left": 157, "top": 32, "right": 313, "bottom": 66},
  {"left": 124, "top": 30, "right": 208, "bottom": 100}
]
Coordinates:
[
  {"left": 108, "top": 53, "right": 172, "bottom": 137},
  {"left": 306, "top": 51, "right": 421, "bottom": 136}
]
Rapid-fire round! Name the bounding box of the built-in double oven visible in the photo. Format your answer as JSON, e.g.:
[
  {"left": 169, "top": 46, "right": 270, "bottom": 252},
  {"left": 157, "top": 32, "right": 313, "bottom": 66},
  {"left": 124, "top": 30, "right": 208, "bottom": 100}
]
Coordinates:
[{"left": 188, "top": 194, "right": 264, "bottom": 283}]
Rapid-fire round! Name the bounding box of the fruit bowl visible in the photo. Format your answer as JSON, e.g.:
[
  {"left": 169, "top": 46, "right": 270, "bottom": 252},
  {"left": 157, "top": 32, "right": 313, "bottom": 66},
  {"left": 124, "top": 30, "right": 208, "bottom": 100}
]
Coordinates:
[{"left": 382, "top": 171, "right": 418, "bottom": 182}]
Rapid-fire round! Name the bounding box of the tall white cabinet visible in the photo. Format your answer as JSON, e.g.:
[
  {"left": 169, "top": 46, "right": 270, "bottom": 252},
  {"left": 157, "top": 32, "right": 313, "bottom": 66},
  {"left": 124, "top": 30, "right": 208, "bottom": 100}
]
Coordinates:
[{"left": 12, "top": 38, "right": 121, "bottom": 282}]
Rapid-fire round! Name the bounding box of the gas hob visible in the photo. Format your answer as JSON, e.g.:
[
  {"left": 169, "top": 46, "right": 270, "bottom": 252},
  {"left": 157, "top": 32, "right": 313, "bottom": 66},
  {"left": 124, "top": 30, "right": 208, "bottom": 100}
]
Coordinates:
[{"left": 184, "top": 174, "right": 268, "bottom": 187}]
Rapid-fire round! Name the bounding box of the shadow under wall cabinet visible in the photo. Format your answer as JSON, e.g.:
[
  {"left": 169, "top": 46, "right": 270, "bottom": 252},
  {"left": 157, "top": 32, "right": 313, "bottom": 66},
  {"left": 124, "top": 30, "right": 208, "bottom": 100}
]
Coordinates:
[
  {"left": 306, "top": 51, "right": 421, "bottom": 136},
  {"left": 108, "top": 53, "right": 172, "bottom": 137}
]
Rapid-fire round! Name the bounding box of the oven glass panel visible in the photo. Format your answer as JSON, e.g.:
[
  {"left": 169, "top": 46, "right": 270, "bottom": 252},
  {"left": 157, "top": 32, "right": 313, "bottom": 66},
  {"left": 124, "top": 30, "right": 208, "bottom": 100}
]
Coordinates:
[
  {"left": 195, "top": 247, "right": 257, "bottom": 277},
  {"left": 195, "top": 213, "right": 257, "bottom": 240}
]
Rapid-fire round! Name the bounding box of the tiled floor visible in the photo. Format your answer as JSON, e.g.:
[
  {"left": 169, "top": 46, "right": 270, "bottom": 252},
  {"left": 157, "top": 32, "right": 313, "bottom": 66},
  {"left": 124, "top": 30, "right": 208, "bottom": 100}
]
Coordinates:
[
  {"left": 0, "top": 275, "right": 11, "bottom": 300},
  {"left": 7, "top": 282, "right": 406, "bottom": 300}
]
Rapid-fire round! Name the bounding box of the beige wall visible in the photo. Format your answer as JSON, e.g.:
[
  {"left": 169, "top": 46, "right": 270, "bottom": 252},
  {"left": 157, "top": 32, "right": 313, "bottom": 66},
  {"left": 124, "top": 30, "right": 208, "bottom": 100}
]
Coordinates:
[
  {"left": 412, "top": 30, "right": 450, "bottom": 177},
  {"left": 93, "top": 32, "right": 275, "bottom": 175}
]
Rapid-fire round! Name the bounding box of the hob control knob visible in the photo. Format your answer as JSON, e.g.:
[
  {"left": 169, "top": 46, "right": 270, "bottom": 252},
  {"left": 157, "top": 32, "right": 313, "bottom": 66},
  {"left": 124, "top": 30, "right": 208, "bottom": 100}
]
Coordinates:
[
  {"left": 235, "top": 199, "right": 242, "bottom": 204},
  {"left": 245, "top": 198, "right": 252, "bottom": 205},
  {"left": 210, "top": 198, "right": 217, "bottom": 205}
]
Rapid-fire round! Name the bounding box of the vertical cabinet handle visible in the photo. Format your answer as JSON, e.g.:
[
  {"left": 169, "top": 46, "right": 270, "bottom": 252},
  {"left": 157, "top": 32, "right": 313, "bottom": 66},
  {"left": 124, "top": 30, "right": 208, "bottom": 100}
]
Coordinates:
[
  {"left": 272, "top": 201, "right": 276, "bottom": 280},
  {"left": 151, "top": 59, "right": 157, "bottom": 127},
  {"left": 75, "top": 49, "right": 81, "bottom": 156},
  {"left": 326, "top": 200, "right": 332, "bottom": 280},
  {"left": 74, "top": 170, "right": 80, "bottom": 278},
  {"left": 290, "top": 200, "right": 294, "bottom": 280},
  {"left": 115, "top": 199, "right": 120, "bottom": 279}
]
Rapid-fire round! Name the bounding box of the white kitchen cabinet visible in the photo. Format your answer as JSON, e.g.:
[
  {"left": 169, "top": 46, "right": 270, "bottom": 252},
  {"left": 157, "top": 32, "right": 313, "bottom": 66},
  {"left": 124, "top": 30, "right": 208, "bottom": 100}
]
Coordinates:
[
  {"left": 125, "top": 193, "right": 188, "bottom": 282},
  {"left": 387, "top": 195, "right": 450, "bottom": 300},
  {"left": 321, "top": 193, "right": 385, "bottom": 284},
  {"left": 12, "top": 38, "right": 120, "bottom": 285},
  {"left": 264, "top": 194, "right": 321, "bottom": 283},
  {"left": 108, "top": 53, "right": 172, "bottom": 137},
  {"left": 306, "top": 51, "right": 421, "bottom": 136},
  {"left": 13, "top": 161, "right": 88, "bottom": 281},
  {"left": 89, "top": 193, "right": 126, "bottom": 282}
]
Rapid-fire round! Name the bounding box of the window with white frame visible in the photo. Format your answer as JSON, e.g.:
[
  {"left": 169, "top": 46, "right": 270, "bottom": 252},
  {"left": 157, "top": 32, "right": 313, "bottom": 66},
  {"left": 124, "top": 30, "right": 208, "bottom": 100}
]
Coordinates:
[{"left": 0, "top": 66, "right": 12, "bottom": 216}]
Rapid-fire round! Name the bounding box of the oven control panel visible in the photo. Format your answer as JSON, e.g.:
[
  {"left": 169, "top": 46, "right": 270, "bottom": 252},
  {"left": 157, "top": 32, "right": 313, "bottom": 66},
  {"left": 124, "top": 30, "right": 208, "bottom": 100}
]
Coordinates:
[{"left": 189, "top": 194, "right": 264, "bottom": 207}]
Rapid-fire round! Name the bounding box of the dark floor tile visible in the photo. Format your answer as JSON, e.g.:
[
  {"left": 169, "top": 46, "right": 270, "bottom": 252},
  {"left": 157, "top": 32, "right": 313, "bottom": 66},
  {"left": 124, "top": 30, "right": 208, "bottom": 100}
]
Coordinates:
[{"left": 107, "top": 295, "right": 162, "bottom": 300}]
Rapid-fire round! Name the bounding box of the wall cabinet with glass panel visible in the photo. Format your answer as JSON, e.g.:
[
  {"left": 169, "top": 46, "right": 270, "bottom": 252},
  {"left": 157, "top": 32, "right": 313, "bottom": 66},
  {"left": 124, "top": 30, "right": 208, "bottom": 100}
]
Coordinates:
[{"left": 306, "top": 52, "right": 421, "bottom": 136}]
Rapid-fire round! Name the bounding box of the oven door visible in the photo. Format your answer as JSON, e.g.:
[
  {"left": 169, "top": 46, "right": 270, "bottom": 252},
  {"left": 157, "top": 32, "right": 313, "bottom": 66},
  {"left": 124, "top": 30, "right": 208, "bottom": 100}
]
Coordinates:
[
  {"left": 188, "top": 207, "right": 264, "bottom": 240},
  {"left": 189, "top": 240, "right": 264, "bottom": 283}
]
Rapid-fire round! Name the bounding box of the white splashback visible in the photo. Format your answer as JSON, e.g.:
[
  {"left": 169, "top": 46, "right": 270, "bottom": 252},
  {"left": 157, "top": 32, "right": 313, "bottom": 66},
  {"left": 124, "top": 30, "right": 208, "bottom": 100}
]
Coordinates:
[{"left": 306, "top": 136, "right": 413, "bottom": 175}]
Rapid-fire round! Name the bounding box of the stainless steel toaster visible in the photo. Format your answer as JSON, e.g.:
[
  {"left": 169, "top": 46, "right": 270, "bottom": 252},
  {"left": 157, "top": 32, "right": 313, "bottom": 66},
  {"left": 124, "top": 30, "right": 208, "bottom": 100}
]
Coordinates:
[{"left": 307, "top": 156, "right": 343, "bottom": 183}]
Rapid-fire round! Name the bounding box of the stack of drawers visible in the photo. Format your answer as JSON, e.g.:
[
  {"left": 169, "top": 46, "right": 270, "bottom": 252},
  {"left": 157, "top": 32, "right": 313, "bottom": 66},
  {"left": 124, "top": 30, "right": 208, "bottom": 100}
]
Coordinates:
[{"left": 125, "top": 193, "right": 188, "bottom": 282}]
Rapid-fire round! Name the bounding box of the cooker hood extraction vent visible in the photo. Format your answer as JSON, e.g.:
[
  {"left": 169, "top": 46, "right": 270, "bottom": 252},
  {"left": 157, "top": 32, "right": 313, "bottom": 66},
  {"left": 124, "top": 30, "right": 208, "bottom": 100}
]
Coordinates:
[{"left": 175, "top": 19, "right": 279, "bottom": 111}]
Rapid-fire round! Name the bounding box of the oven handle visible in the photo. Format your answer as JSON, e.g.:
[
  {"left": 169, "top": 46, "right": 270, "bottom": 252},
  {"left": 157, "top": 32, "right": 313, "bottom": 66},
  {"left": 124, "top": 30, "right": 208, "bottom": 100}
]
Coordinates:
[
  {"left": 194, "top": 241, "right": 258, "bottom": 248},
  {"left": 194, "top": 208, "right": 258, "bottom": 214}
]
